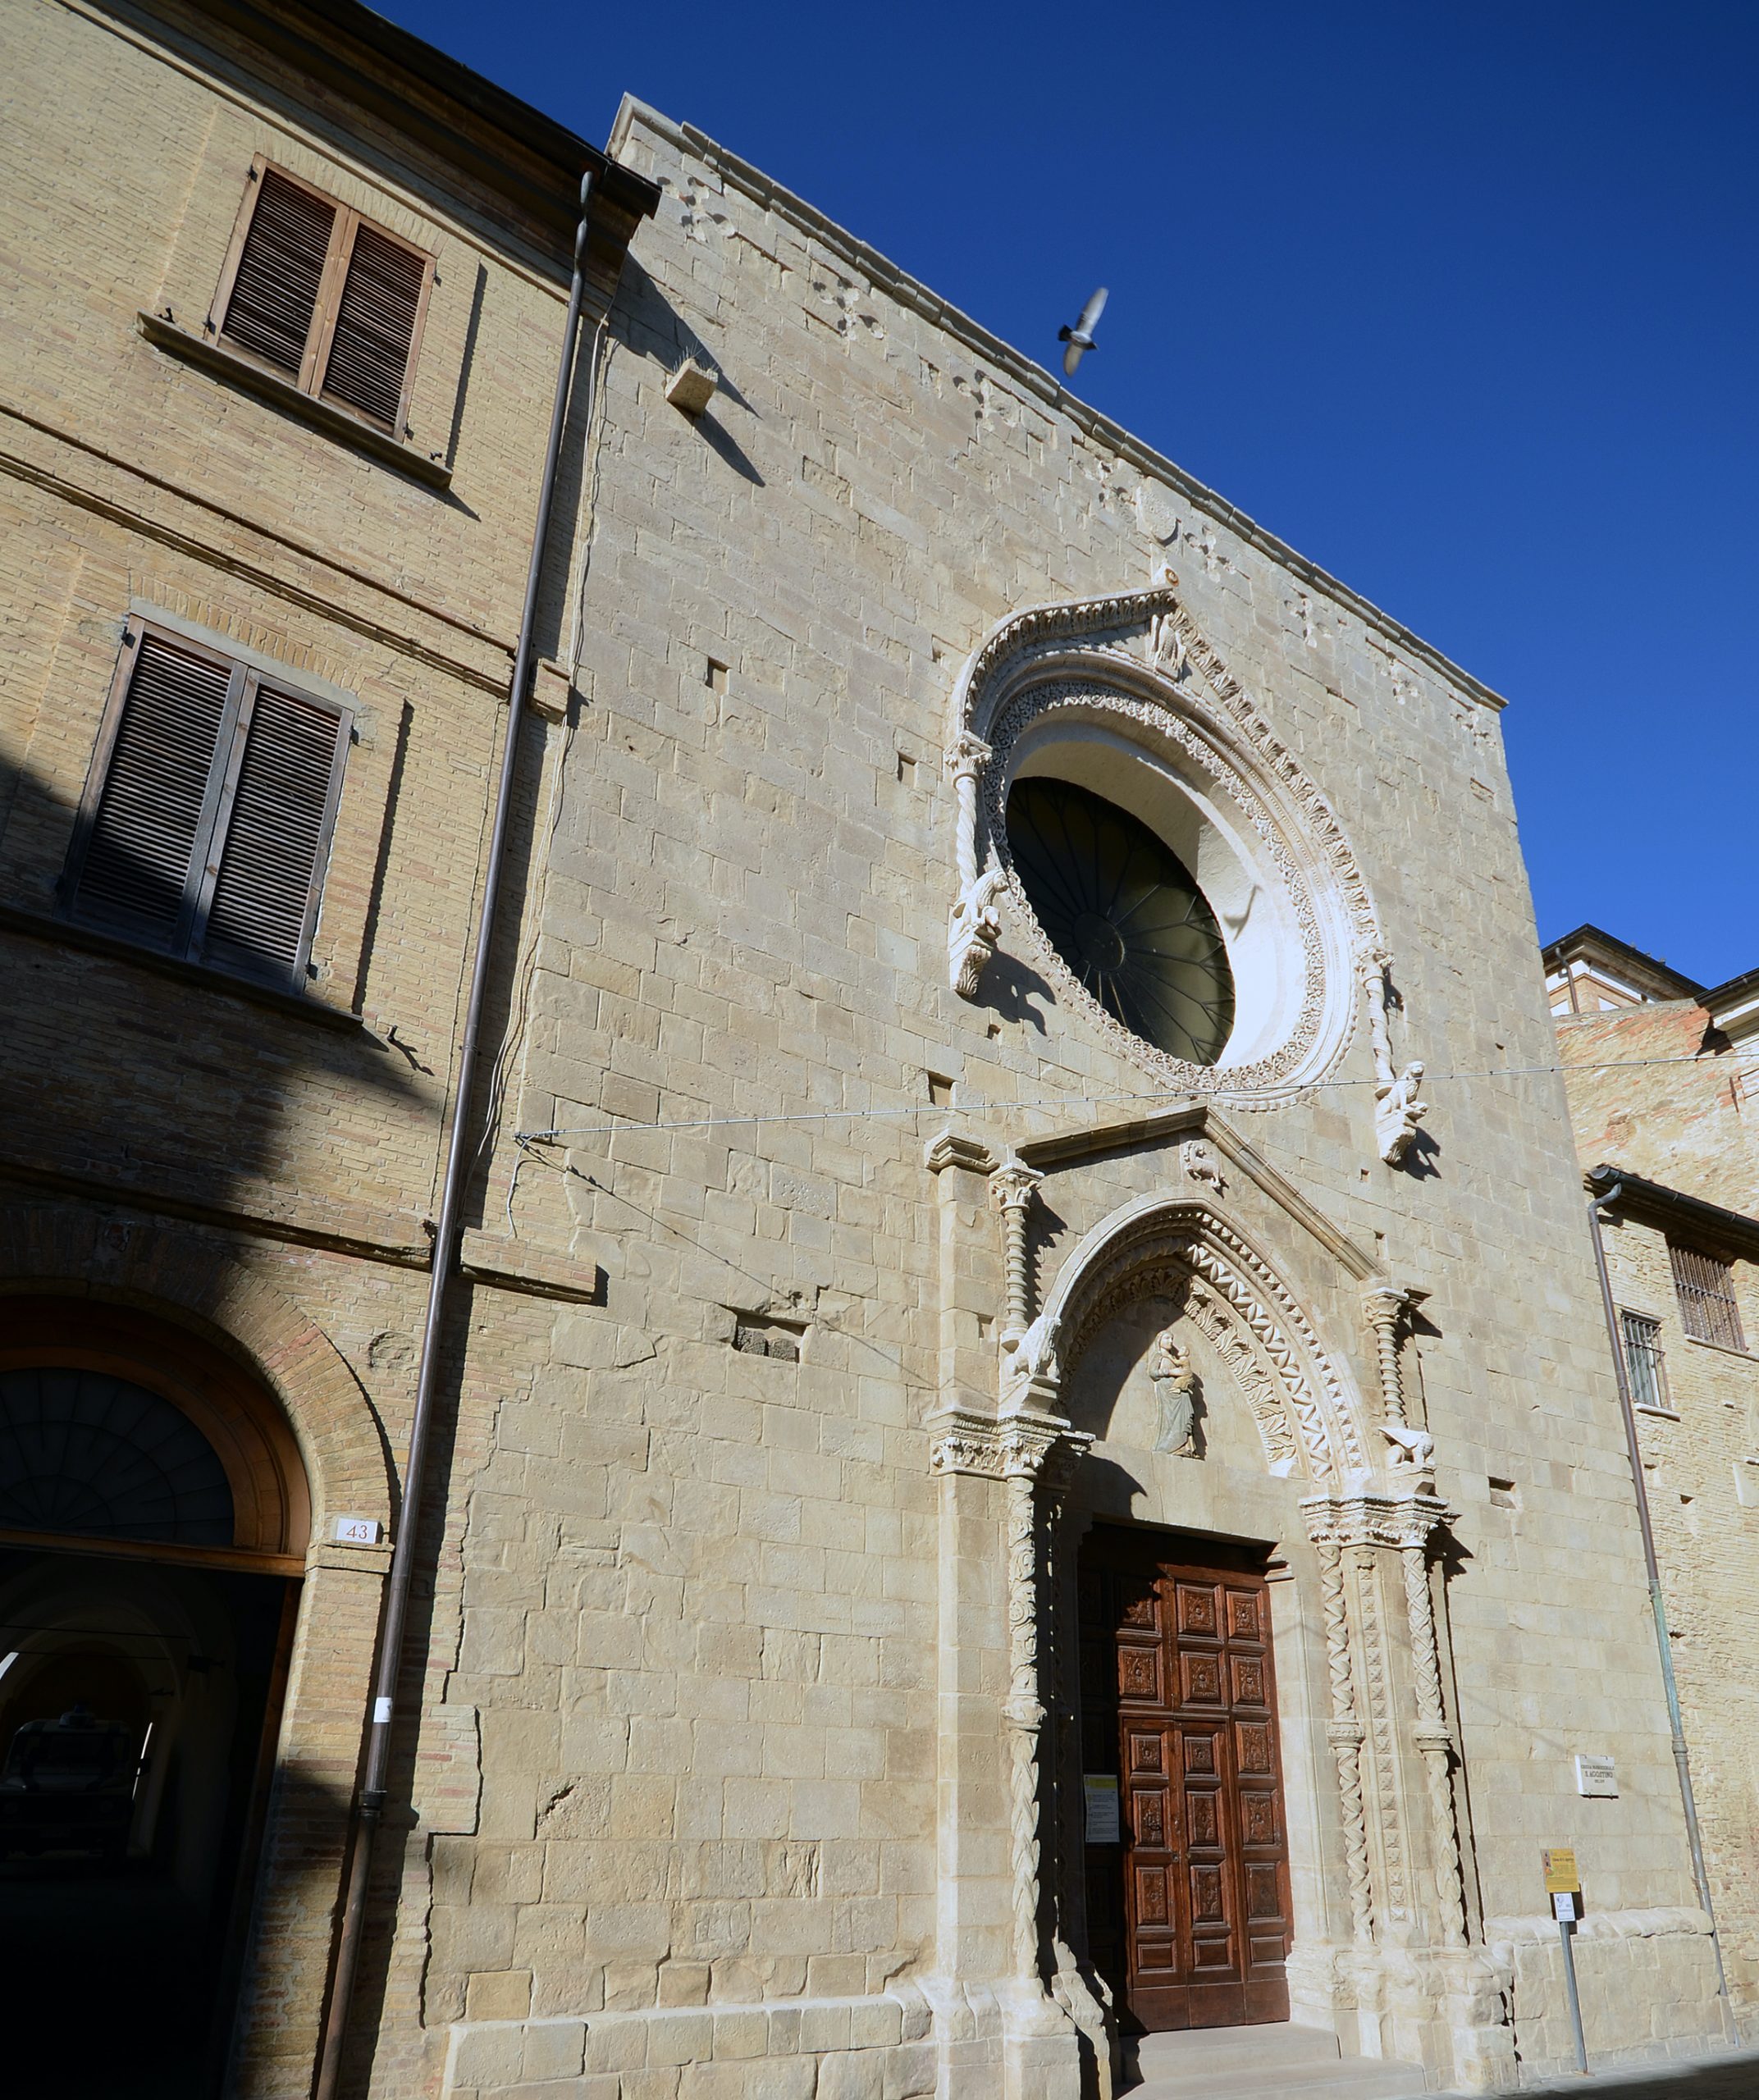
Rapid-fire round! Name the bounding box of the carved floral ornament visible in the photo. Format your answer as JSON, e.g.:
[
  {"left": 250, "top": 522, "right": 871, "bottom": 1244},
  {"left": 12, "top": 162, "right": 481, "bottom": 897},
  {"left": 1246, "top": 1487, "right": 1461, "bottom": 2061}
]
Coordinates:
[{"left": 943, "top": 582, "right": 1428, "bottom": 1156}]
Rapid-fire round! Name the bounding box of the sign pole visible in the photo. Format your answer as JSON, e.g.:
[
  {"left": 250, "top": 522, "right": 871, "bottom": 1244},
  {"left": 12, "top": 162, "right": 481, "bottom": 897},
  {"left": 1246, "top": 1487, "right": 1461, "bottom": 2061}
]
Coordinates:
[
  {"left": 1558, "top": 1908, "right": 1588, "bottom": 2075},
  {"left": 1542, "top": 1849, "right": 1589, "bottom": 2075}
]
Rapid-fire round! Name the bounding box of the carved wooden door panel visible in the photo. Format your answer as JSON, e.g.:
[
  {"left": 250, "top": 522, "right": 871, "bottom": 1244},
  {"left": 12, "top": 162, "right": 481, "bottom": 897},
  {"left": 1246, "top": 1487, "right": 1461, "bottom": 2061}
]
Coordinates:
[{"left": 1080, "top": 1527, "right": 1291, "bottom": 2030}]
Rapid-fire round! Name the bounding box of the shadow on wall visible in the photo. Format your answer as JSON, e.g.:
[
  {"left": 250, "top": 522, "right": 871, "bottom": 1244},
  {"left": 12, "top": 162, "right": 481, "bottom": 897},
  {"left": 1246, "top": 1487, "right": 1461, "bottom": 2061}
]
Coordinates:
[
  {"left": 0, "top": 1539, "right": 343, "bottom": 2100},
  {"left": 0, "top": 746, "right": 421, "bottom": 1224}
]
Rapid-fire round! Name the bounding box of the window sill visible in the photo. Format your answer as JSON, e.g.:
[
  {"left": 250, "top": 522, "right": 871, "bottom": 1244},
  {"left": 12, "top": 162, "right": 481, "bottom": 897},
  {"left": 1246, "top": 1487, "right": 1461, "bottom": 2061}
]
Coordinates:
[
  {"left": 1633, "top": 1404, "right": 1681, "bottom": 1421},
  {"left": 1684, "top": 1335, "right": 1759, "bottom": 1365},
  {"left": 0, "top": 902, "right": 363, "bottom": 1032},
  {"left": 136, "top": 313, "right": 452, "bottom": 491}
]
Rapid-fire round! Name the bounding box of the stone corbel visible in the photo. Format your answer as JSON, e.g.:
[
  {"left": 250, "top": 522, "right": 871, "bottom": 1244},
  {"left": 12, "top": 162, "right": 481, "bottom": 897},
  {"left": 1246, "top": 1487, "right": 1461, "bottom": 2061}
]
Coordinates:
[
  {"left": 1362, "top": 948, "right": 1428, "bottom": 1166},
  {"left": 946, "top": 731, "right": 1004, "bottom": 999}
]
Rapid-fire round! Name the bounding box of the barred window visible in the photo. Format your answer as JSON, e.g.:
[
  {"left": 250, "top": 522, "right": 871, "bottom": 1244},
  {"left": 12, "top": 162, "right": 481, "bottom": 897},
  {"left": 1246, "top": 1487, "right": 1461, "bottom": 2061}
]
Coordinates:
[
  {"left": 1668, "top": 1244, "right": 1746, "bottom": 1352},
  {"left": 1620, "top": 1311, "right": 1670, "bottom": 1412}
]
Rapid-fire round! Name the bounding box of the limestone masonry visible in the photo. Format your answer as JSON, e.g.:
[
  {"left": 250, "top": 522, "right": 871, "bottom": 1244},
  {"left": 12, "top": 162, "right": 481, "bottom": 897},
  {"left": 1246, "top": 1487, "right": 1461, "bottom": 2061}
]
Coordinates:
[{"left": 0, "top": 3, "right": 1739, "bottom": 2096}]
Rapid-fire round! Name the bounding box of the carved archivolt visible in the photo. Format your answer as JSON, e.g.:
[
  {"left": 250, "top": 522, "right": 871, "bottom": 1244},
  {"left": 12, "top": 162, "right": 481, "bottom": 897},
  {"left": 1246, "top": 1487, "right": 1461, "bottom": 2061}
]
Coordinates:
[
  {"left": 942, "top": 585, "right": 1396, "bottom": 1111},
  {"left": 1042, "top": 1194, "right": 1371, "bottom": 1482}
]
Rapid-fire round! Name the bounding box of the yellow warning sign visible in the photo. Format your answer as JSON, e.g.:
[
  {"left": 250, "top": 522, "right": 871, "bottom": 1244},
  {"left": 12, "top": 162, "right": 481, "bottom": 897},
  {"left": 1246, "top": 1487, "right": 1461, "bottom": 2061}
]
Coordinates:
[{"left": 1542, "top": 1847, "right": 1580, "bottom": 1894}]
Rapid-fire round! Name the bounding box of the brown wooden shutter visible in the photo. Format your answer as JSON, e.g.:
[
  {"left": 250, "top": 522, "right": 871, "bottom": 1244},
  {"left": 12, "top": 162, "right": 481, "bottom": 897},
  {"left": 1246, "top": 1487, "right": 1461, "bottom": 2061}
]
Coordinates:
[
  {"left": 71, "top": 632, "right": 237, "bottom": 946},
  {"left": 318, "top": 222, "right": 427, "bottom": 430},
  {"left": 220, "top": 168, "right": 336, "bottom": 378},
  {"left": 200, "top": 682, "right": 349, "bottom": 984}
]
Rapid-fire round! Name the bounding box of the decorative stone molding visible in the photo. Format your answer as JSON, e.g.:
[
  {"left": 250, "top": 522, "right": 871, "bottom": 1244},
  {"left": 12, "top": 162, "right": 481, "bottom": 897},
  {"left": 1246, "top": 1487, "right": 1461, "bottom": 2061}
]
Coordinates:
[
  {"left": 924, "top": 1127, "right": 994, "bottom": 1176},
  {"left": 1037, "top": 1193, "right": 1371, "bottom": 1481},
  {"left": 1304, "top": 1487, "right": 1468, "bottom": 1955},
  {"left": 1361, "top": 1285, "right": 1436, "bottom": 1479},
  {"left": 989, "top": 1153, "right": 1044, "bottom": 1350},
  {"left": 929, "top": 1399, "right": 1090, "bottom": 1999},
  {"left": 1363, "top": 950, "right": 1428, "bottom": 1164},
  {"left": 944, "top": 731, "right": 1004, "bottom": 999},
  {"left": 1315, "top": 1533, "right": 1374, "bottom": 1947},
  {"left": 942, "top": 583, "right": 1391, "bottom": 1108}
]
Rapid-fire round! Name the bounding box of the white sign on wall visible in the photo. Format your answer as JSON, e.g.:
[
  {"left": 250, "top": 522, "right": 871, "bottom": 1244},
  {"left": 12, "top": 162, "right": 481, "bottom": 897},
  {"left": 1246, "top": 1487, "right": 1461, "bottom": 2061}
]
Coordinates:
[
  {"left": 1575, "top": 1753, "right": 1617, "bottom": 1798},
  {"left": 1083, "top": 1774, "right": 1121, "bottom": 1844},
  {"left": 332, "top": 1515, "right": 383, "bottom": 1545}
]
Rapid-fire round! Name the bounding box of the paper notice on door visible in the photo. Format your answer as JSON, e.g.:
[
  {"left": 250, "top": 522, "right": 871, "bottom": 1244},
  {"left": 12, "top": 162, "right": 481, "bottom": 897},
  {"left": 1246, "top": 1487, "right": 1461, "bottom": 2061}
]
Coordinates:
[{"left": 1084, "top": 1774, "right": 1121, "bottom": 1844}]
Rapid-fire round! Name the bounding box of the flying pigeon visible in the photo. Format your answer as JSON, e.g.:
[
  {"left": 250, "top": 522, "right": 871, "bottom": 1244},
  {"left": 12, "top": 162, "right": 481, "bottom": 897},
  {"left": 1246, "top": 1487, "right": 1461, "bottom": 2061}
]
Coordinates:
[{"left": 1058, "top": 286, "right": 1108, "bottom": 377}]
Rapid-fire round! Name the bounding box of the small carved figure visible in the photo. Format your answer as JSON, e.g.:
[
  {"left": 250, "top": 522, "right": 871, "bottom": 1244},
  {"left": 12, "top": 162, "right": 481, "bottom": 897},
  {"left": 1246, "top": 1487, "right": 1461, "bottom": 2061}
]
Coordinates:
[
  {"left": 1149, "top": 1327, "right": 1199, "bottom": 1457},
  {"left": 1009, "top": 1311, "right": 1059, "bottom": 1390},
  {"left": 1380, "top": 1420, "right": 1435, "bottom": 1472},
  {"left": 1149, "top": 608, "right": 1187, "bottom": 680},
  {"left": 1181, "top": 1139, "right": 1225, "bottom": 1196},
  {"left": 948, "top": 866, "right": 1006, "bottom": 1001},
  {"left": 1375, "top": 1060, "right": 1428, "bottom": 1166}
]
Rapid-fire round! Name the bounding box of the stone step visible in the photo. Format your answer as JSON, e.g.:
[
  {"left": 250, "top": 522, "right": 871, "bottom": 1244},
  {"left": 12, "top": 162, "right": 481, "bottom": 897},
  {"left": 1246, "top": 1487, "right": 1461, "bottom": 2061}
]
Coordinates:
[
  {"left": 1123, "top": 2022, "right": 1428, "bottom": 2100},
  {"left": 1132, "top": 2021, "right": 1342, "bottom": 2078}
]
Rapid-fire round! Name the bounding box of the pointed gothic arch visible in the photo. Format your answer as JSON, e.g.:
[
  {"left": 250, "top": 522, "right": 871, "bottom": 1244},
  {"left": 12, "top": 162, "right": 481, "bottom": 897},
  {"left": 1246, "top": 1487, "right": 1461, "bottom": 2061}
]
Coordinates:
[{"left": 1016, "top": 1192, "right": 1373, "bottom": 1484}]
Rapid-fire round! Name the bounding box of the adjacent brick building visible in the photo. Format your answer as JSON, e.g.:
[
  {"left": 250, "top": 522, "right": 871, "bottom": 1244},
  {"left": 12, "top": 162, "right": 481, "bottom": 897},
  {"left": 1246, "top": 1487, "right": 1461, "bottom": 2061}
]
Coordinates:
[
  {"left": 1546, "top": 924, "right": 1759, "bottom": 2019},
  {"left": 0, "top": 3, "right": 1741, "bottom": 2095}
]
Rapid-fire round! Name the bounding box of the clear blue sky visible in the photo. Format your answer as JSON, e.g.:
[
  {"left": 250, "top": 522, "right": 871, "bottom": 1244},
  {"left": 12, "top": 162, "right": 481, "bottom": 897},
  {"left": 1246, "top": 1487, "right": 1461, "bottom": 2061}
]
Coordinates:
[{"left": 381, "top": 0, "right": 1757, "bottom": 987}]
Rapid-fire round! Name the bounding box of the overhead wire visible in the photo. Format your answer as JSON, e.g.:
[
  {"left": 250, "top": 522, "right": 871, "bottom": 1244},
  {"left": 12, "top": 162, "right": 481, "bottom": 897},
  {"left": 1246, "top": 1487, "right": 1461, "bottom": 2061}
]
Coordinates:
[{"left": 514, "top": 1052, "right": 1741, "bottom": 1148}]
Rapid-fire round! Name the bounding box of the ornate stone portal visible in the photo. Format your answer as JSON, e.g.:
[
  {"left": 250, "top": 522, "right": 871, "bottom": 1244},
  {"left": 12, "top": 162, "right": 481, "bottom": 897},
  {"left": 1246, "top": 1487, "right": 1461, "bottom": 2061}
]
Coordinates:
[{"left": 925, "top": 1121, "right": 1516, "bottom": 2097}]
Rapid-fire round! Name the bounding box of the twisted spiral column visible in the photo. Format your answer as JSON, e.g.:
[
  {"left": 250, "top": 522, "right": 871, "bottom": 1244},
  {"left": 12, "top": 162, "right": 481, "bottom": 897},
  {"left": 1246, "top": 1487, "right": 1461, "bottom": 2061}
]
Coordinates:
[
  {"left": 946, "top": 731, "right": 990, "bottom": 892},
  {"left": 1400, "top": 1534, "right": 1467, "bottom": 1947},
  {"left": 990, "top": 1157, "right": 1043, "bottom": 1353},
  {"left": 1362, "top": 1285, "right": 1409, "bottom": 1429},
  {"left": 1317, "top": 1533, "right": 1374, "bottom": 1947},
  {"left": 1003, "top": 1449, "right": 1048, "bottom": 1984}
]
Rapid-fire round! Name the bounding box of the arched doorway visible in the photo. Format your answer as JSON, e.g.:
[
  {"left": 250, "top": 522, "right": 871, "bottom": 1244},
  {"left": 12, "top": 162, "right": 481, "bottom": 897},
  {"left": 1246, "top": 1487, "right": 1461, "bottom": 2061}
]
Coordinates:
[{"left": 0, "top": 1299, "right": 308, "bottom": 2100}]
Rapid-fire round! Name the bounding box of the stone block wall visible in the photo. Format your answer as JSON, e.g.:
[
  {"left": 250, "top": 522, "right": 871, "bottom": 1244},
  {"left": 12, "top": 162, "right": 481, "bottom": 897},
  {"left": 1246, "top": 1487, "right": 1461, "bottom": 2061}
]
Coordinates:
[{"left": 413, "top": 94, "right": 1727, "bottom": 2089}]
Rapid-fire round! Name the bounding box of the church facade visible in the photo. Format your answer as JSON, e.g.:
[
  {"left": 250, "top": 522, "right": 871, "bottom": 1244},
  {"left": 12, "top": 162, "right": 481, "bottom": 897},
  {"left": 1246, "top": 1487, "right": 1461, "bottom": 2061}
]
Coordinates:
[{"left": 0, "top": 4, "right": 1735, "bottom": 2094}]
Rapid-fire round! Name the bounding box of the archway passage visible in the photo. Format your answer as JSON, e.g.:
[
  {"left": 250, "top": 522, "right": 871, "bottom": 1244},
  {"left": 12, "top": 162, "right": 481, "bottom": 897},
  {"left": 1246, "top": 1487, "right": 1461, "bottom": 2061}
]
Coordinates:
[
  {"left": 1079, "top": 1525, "right": 1292, "bottom": 2031},
  {"left": 0, "top": 1305, "right": 307, "bottom": 2100}
]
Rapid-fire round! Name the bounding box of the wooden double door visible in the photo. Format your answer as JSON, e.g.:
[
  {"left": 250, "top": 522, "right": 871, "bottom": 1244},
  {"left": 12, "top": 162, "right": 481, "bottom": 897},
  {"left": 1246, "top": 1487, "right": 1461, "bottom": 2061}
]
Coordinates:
[{"left": 1080, "top": 1527, "right": 1292, "bottom": 2030}]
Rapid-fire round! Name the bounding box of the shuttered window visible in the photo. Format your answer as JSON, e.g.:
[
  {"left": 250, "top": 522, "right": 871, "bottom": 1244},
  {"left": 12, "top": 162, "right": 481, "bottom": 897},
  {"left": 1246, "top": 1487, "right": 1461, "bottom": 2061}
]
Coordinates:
[
  {"left": 1669, "top": 1243, "right": 1747, "bottom": 1352},
  {"left": 212, "top": 160, "right": 432, "bottom": 436},
  {"left": 66, "top": 621, "right": 350, "bottom": 989}
]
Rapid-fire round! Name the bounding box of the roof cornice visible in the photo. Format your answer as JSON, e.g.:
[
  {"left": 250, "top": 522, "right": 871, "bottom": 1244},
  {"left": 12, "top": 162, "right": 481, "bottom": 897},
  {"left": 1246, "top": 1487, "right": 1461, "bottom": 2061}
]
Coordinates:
[
  {"left": 135, "top": 0, "right": 658, "bottom": 266},
  {"left": 1588, "top": 1163, "right": 1759, "bottom": 1262}
]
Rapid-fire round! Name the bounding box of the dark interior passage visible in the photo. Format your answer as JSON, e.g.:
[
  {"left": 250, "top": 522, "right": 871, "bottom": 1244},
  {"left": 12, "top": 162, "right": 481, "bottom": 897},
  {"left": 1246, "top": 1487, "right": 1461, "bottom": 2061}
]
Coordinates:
[{"left": 0, "top": 1546, "right": 294, "bottom": 2098}]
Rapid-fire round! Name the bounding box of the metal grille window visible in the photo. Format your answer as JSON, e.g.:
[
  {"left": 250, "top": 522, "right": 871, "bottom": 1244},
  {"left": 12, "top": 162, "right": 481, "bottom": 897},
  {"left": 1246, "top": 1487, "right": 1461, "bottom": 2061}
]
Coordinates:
[
  {"left": 63, "top": 619, "right": 350, "bottom": 989},
  {"left": 212, "top": 159, "right": 433, "bottom": 435},
  {"left": 1620, "top": 1311, "right": 1670, "bottom": 1411},
  {"left": 1668, "top": 1243, "right": 1747, "bottom": 1352}
]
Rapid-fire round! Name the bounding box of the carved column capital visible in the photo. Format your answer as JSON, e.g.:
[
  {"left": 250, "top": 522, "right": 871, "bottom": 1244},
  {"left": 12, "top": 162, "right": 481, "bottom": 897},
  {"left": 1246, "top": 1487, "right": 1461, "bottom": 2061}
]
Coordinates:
[
  {"left": 1302, "top": 1488, "right": 1455, "bottom": 1556},
  {"left": 1360, "top": 1282, "right": 1409, "bottom": 1333},
  {"left": 943, "top": 728, "right": 993, "bottom": 783},
  {"left": 988, "top": 1153, "right": 1043, "bottom": 1213}
]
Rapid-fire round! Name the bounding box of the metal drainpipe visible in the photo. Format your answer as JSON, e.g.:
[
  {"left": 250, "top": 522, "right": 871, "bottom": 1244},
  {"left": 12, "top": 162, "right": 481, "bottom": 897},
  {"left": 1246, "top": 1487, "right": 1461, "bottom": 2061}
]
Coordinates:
[
  {"left": 1584, "top": 1179, "right": 1738, "bottom": 2043},
  {"left": 311, "top": 169, "right": 600, "bottom": 2100}
]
